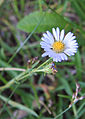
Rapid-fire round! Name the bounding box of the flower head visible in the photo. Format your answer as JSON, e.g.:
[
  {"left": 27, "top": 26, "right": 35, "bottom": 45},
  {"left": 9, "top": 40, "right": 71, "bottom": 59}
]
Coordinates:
[{"left": 40, "top": 27, "right": 78, "bottom": 62}]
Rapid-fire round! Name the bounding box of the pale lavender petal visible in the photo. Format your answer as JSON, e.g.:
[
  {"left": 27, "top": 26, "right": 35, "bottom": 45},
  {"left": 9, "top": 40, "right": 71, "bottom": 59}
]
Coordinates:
[
  {"left": 44, "top": 47, "right": 51, "bottom": 51},
  {"left": 64, "top": 49, "right": 75, "bottom": 56},
  {"left": 41, "top": 37, "right": 50, "bottom": 44},
  {"left": 43, "top": 33, "right": 49, "bottom": 39},
  {"left": 46, "top": 31, "right": 54, "bottom": 44},
  {"left": 48, "top": 51, "right": 56, "bottom": 58},
  {"left": 56, "top": 53, "right": 68, "bottom": 62},
  {"left": 40, "top": 41, "right": 52, "bottom": 48},
  {"left": 43, "top": 32, "right": 54, "bottom": 45},
  {"left": 42, "top": 52, "right": 48, "bottom": 57},
  {"left": 64, "top": 32, "right": 73, "bottom": 42}
]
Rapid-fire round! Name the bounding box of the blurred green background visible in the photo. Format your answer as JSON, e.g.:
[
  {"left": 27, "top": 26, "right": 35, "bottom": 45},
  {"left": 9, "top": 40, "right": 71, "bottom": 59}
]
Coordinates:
[{"left": 0, "top": 0, "right": 85, "bottom": 119}]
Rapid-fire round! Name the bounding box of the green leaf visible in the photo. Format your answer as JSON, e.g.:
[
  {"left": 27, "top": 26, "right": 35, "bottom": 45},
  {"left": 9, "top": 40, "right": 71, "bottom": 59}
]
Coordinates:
[
  {"left": 77, "top": 102, "right": 85, "bottom": 114},
  {"left": 58, "top": 94, "right": 71, "bottom": 99},
  {"left": 75, "top": 51, "right": 82, "bottom": 80},
  {"left": 71, "top": 0, "right": 85, "bottom": 20},
  {"left": 21, "top": 91, "right": 34, "bottom": 108},
  {"left": 59, "top": 78, "right": 73, "bottom": 96},
  {"left": 57, "top": 74, "right": 73, "bottom": 96},
  {"left": 17, "top": 11, "right": 72, "bottom": 33},
  {"left": 0, "top": 95, "right": 38, "bottom": 117}
]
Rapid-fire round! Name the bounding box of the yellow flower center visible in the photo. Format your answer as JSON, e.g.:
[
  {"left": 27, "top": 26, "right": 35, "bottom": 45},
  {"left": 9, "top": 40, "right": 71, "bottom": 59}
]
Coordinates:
[{"left": 52, "top": 41, "right": 64, "bottom": 53}]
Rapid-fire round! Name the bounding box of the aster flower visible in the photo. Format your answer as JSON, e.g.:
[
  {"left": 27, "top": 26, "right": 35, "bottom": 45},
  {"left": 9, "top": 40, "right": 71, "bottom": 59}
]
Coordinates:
[{"left": 40, "top": 27, "right": 78, "bottom": 62}]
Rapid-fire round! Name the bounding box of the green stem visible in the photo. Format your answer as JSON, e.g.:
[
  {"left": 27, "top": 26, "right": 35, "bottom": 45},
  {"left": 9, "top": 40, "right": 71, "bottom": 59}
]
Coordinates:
[
  {"left": 0, "top": 69, "right": 29, "bottom": 91},
  {"left": 54, "top": 107, "right": 70, "bottom": 119},
  {"left": 38, "top": 0, "right": 42, "bottom": 12},
  {"left": 72, "top": 104, "right": 77, "bottom": 117},
  {"left": 37, "top": 57, "right": 52, "bottom": 69},
  {"left": 0, "top": 58, "right": 52, "bottom": 91},
  {"left": 30, "top": 78, "right": 40, "bottom": 108},
  {"left": 54, "top": 102, "right": 78, "bottom": 119}
]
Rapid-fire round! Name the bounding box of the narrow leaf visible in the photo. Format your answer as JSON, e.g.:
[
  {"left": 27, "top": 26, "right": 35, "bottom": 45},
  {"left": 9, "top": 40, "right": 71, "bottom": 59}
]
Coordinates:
[{"left": 0, "top": 95, "right": 38, "bottom": 117}]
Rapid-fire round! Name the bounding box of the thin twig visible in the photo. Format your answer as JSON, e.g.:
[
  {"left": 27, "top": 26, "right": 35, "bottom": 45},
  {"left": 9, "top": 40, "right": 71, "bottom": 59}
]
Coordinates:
[
  {"left": 0, "top": 68, "right": 26, "bottom": 72},
  {"left": 39, "top": 100, "right": 52, "bottom": 114},
  {"left": 54, "top": 106, "right": 70, "bottom": 119}
]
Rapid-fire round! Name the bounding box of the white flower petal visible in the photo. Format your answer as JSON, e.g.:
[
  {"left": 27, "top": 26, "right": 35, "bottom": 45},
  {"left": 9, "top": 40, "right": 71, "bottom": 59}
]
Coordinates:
[
  {"left": 53, "top": 54, "right": 59, "bottom": 62},
  {"left": 52, "top": 28, "right": 58, "bottom": 41},
  {"left": 53, "top": 58, "right": 57, "bottom": 62},
  {"left": 43, "top": 33, "right": 48, "bottom": 39},
  {"left": 70, "top": 36, "right": 76, "bottom": 41},
  {"left": 42, "top": 52, "right": 48, "bottom": 57},
  {"left": 56, "top": 27, "right": 60, "bottom": 41},
  {"left": 62, "top": 53, "right": 68, "bottom": 60},
  {"left": 57, "top": 55, "right": 62, "bottom": 62},
  {"left": 64, "top": 32, "right": 73, "bottom": 42},
  {"left": 60, "top": 29, "right": 64, "bottom": 41},
  {"left": 55, "top": 58, "right": 58, "bottom": 62}
]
